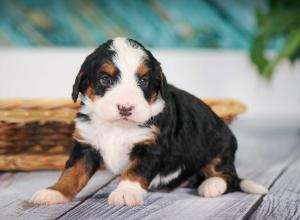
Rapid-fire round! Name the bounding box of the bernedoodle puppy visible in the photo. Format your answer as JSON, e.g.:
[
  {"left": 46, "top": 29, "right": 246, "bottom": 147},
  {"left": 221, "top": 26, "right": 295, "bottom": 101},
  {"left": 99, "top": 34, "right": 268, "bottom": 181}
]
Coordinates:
[{"left": 31, "top": 37, "right": 267, "bottom": 206}]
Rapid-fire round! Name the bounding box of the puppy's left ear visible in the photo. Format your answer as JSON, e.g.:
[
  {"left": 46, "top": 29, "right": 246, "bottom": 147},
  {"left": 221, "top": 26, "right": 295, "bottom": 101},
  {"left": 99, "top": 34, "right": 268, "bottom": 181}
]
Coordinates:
[
  {"left": 145, "top": 48, "right": 169, "bottom": 100},
  {"left": 159, "top": 72, "right": 168, "bottom": 101}
]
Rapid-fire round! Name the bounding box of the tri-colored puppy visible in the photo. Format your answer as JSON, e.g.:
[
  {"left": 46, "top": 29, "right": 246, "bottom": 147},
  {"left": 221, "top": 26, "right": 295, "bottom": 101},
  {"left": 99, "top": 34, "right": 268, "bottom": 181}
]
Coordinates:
[{"left": 31, "top": 37, "right": 267, "bottom": 206}]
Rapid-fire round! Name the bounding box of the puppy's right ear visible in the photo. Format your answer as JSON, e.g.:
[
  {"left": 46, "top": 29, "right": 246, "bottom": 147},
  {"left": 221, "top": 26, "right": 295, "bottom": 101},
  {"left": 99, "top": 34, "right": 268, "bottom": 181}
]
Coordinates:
[
  {"left": 72, "top": 52, "right": 98, "bottom": 102},
  {"left": 72, "top": 70, "right": 87, "bottom": 102}
]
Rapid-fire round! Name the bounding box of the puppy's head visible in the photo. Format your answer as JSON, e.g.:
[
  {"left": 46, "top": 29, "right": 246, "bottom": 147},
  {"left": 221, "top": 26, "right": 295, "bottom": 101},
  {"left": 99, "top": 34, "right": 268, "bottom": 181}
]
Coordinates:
[{"left": 72, "top": 37, "right": 167, "bottom": 124}]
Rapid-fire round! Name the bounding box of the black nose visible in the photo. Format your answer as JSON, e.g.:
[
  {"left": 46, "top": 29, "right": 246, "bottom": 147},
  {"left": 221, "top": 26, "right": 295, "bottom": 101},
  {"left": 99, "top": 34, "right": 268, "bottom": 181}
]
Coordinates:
[{"left": 117, "top": 105, "right": 134, "bottom": 117}]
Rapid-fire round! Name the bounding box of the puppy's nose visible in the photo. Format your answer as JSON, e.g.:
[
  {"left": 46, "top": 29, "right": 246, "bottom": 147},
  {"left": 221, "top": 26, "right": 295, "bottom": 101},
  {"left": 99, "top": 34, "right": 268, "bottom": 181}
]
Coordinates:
[{"left": 117, "top": 105, "right": 134, "bottom": 117}]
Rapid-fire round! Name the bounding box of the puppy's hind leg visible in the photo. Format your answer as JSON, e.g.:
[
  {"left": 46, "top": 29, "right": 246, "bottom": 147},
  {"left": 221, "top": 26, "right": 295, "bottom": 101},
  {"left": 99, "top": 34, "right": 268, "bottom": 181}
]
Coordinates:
[
  {"left": 197, "top": 156, "right": 240, "bottom": 198},
  {"left": 31, "top": 141, "right": 101, "bottom": 205}
]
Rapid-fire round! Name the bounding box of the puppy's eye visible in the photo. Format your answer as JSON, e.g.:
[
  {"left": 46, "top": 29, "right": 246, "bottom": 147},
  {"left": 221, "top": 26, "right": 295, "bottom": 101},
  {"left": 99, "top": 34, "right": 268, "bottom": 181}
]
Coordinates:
[
  {"left": 100, "top": 75, "right": 113, "bottom": 87},
  {"left": 138, "top": 77, "right": 149, "bottom": 89}
]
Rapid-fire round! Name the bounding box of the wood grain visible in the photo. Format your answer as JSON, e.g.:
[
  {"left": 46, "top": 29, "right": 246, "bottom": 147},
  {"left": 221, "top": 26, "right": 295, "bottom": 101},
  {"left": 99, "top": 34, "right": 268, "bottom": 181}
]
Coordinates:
[
  {"left": 0, "top": 170, "right": 115, "bottom": 219},
  {"left": 250, "top": 157, "right": 300, "bottom": 220}
]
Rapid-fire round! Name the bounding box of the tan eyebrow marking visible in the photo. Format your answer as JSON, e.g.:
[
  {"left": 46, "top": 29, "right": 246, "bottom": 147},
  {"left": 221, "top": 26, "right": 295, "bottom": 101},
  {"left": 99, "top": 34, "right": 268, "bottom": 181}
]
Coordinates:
[
  {"left": 136, "top": 63, "right": 150, "bottom": 77},
  {"left": 100, "top": 63, "right": 117, "bottom": 76}
]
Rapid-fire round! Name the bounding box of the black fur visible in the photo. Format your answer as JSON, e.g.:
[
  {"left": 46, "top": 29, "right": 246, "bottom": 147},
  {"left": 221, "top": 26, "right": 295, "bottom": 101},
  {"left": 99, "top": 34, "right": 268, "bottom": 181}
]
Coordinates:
[
  {"left": 72, "top": 40, "right": 115, "bottom": 102},
  {"left": 76, "top": 112, "right": 90, "bottom": 122},
  {"left": 65, "top": 141, "right": 102, "bottom": 177},
  {"left": 131, "top": 85, "right": 241, "bottom": 192},
  {"left": 70, "top": 38, "right": 242, "bottom": 194}
]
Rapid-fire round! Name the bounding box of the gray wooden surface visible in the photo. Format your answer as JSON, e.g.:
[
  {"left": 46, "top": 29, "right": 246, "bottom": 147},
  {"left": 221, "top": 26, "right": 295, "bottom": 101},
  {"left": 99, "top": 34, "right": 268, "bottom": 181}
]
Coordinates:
[
  {"left": 250, "top": 157, "right": 300, "bottom": 220},
  {"left": 0, "top": 119, "right": 299, "bottom": 220},
  {"left": 0, "top": 170, "right": 115, "bottom": 219}
]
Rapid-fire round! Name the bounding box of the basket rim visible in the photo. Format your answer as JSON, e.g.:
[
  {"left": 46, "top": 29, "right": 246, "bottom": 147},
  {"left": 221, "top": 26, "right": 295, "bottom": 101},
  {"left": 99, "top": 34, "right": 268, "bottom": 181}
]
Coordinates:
[{"left": 0, "top": 98, "right": 79, "bottom": 110}]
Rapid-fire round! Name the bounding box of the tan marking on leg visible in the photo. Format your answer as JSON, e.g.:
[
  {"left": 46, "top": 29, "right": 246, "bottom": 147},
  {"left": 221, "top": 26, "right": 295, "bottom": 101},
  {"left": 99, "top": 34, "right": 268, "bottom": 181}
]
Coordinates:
[
  {"left": 109, "top": 159, "right": 148, "bottom": 206},
  {"left": 201, "top": 157, "right": 232, "bottom": 184},
  {"left": 31, "top": 159, "right": 92, "bottom": 205},
  {"left": 121, "top": 159, "right": 148, "bottom": 190},
  {"left": 49, "top": 159, "right": 91, "bottom": 199}
]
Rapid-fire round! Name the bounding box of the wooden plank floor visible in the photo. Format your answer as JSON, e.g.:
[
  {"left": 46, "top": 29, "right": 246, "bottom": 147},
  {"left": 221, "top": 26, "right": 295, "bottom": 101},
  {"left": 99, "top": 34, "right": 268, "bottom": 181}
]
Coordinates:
[
  {"left": 0, "top": 170, "right": 115, "bottom": 219},
  {"left": 0, "top": 119, "right": 299, "bottom": 220},
  {"left": 250, "top": 158, "right": 300, "bottom": 220}
]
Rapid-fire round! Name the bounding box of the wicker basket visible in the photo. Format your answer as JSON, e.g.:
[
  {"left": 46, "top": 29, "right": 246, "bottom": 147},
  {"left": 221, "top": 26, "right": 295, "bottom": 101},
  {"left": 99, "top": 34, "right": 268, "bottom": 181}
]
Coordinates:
[{"left": 0, "top": 98, "right": 246, "bottom": 171}]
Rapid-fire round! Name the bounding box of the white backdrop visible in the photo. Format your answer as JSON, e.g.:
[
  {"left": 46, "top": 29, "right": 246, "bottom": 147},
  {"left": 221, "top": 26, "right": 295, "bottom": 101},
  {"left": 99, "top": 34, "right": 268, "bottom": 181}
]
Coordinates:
[{"left": 0, "top": 48, "right": 299, "bottom": 118}]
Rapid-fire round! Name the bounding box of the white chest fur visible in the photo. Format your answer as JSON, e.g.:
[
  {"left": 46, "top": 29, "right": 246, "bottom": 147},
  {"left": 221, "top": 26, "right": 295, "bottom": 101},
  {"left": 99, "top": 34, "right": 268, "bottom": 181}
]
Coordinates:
[{"left": 76, "top": 119, "right": 155, "bottom": 174}]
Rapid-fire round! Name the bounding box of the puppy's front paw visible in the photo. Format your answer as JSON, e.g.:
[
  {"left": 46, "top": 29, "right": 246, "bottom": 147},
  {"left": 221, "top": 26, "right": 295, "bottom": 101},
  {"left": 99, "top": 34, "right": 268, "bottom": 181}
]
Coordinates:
[
  {"left": 30, "top": 189, "right": 70, "bottom": 205},
  {"left": 108, "top": 181, "right": 146, "bottom": 206},
  {"left": 198, "top": 177, "right": 227, "bottom": 198}
]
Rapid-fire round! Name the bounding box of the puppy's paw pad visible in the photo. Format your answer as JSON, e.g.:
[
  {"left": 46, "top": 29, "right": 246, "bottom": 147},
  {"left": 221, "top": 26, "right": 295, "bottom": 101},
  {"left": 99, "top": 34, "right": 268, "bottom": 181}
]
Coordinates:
[
  {"left": 198, "top": 177, "right": 227, "bottom": 198},
  {"left": 108, "top": 187, "right": 144, "bottom": 206},
  {"left": 30, "top": 189, "right": 69, "bottom": 205}
]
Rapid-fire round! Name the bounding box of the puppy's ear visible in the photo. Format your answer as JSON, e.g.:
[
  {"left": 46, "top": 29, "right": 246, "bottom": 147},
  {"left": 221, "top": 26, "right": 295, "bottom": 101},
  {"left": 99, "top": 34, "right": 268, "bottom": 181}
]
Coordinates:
[
  {"left": 72, "top": 70, "right": 87, "bottom": 102},
  {"left": 143, "top": 47, "right": 169, "bottom": 100},
  {"left": 159, "top": 72, "right": 168, "bottom": 100},
  {"left": 150, "top": 56, "right": 169, "bottom": 100},
  {"left": 71, "top": 52, "right": 98, "bottom": 102}
]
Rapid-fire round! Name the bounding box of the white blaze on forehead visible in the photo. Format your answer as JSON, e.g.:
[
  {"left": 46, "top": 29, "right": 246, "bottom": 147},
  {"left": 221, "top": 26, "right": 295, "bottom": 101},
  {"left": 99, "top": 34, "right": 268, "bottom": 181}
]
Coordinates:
[
  {"left": 103, "top": 37, "right": 152, "bottom": 123},
  {"left": 110, "top": 37, "right": 147, "bottom": 82}
]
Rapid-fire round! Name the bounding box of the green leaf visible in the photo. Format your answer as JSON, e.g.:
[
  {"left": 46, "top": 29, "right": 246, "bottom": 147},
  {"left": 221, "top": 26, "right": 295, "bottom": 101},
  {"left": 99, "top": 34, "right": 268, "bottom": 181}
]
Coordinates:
[
  {"left": 250, "top": 0, "right": 300, "bottom": 79},
  {"left": 262, "top": 29, "right": 300, "bottom": 78},
  {"left": 289, "top": 47, "right": 300, "bottom": 63},
  {"left": 250, "top": 35, "right": 269, "bottom": 76}
]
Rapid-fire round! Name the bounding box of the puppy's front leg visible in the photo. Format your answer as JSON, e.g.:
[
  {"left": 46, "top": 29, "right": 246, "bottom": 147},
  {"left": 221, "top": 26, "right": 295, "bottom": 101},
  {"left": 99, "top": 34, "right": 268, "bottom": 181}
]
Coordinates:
[
  {"left": 108, "top": 156, "right": 157, "bottom": 206},
  {"left": 31, "top": 141, "right": 101, "bottom": 205}
]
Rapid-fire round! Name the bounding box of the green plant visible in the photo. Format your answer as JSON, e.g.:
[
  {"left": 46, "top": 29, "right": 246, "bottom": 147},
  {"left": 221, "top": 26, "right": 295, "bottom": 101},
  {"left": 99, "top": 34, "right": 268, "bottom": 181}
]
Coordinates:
[{"left": 250, "top": 0, "right": 300, "bottom": 79}]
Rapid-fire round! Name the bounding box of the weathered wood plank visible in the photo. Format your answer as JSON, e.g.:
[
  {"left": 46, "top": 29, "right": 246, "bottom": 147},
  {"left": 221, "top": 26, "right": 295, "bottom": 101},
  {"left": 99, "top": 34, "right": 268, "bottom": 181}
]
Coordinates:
[
  {"left": 0, "top": 170, "right": 115, "bottom": 219},
  {"left": 59, "top": 123, "right": 300, "bottom": 220},
  {"left": 250, "top": 157, "right": 300, "bottom": 220}
]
